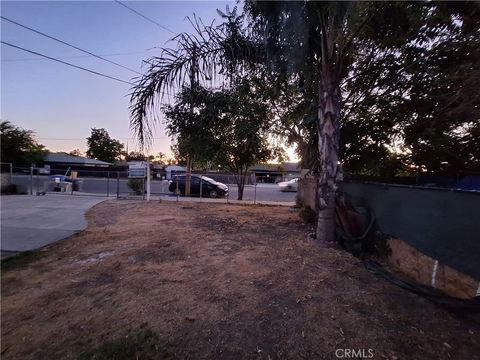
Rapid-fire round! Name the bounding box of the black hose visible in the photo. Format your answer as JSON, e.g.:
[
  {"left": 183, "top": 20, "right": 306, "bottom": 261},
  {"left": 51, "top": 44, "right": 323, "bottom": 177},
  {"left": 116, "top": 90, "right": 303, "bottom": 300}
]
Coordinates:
[{"left": 363, "top": 259, "right": 480, "bottom": 324}]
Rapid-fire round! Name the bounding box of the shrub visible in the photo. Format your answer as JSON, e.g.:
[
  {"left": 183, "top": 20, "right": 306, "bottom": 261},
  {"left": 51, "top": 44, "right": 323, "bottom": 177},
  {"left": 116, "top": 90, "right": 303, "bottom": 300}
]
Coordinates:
[{"left": 127, "top": 178, "right": 144, "bottom": 195}]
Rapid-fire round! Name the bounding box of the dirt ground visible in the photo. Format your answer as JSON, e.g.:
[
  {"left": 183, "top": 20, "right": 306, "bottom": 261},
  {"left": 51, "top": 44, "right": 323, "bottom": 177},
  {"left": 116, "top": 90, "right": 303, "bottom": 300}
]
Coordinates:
[{"left": 1, "top": 200, "right": 479, "bottom": 359}]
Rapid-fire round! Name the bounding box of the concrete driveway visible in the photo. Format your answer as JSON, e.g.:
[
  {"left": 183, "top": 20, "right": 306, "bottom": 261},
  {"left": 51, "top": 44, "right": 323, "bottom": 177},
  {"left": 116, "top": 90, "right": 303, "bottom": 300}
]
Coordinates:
[{"left": 1, "top": 194, "right": 107, "bottom": 254}]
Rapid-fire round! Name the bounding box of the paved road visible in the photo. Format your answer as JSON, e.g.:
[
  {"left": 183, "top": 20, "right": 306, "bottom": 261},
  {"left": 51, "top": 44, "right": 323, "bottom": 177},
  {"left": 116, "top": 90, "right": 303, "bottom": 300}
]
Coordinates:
[
  {"left": 1, "top": 195, "right": 106, "bottom": 252},
  {"left": 12, "top": 175, "right": 297, "bottom": 203}
]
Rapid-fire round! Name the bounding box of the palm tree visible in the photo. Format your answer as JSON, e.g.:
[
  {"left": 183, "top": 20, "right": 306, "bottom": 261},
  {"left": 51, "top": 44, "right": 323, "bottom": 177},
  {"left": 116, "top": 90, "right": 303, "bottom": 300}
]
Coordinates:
[
  {"left": 129, "top": 3, "right": 378, "bottom": 243},
  {"left": 129, "top": 6, "right": 256, "bottom": 148},
  {"left": 252, "top": 2, "right": 355, "bottom": 243},
  {"left": 130, "top": 7, "right": 252, "bottom": 196},
  {"left": 244, "top": 1, "right": 428, "bottom": 242},
  {"left": 129, "top": 2, "right": 425, "bottom": 243}
]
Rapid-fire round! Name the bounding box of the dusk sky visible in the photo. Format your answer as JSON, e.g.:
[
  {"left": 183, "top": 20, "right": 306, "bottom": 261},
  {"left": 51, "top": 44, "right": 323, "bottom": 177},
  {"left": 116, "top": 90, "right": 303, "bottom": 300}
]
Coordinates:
[{"left": 1, "top": 0, "right": 237, "bottom": 158}]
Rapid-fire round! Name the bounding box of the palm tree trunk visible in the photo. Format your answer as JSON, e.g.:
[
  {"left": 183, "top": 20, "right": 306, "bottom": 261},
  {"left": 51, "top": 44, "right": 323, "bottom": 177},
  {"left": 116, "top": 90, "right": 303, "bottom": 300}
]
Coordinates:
[{"left": 316, "top": 69, "right": 341, "bottom": 243}]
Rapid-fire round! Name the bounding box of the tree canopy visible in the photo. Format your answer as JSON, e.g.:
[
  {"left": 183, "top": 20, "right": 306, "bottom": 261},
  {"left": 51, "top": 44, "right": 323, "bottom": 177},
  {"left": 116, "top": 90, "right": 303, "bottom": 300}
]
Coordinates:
[
  {"left": 164, "top": 79, "right": 281, "bottom": 200},
  {"left": 0, "top": 121, "right": 47, "bottom": 165},
  {"left": 129, "top": 1, "right": 479, "bottom": 241},
  {"left": 125, "top": 151, "right": 147, "bottom": 162},
  {"left": 86, "top": 128, "right": 124, "bottom": 164},
  {"left": 69, "top": 149, "right": 83, "bottom": 157},
  {"left": 129, "top": 6, "right": 259, "bottom": 149},
  {"left": 401, "top": 2, "right": 480, "bottom": 173},
  {"left": 252, "top": 1, "right": 480, "bottom": 176}
]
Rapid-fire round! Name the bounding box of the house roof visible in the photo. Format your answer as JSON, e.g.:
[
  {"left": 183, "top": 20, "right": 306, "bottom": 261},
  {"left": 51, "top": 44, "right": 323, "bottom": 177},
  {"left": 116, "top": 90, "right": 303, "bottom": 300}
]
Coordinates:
[
  {"left": 44, "top": 152, "right": 112, "bottom": 166},
  {"left": 250, "top": 164, "right": 281, "bottom": 172},
  {"left": 282, "top": 162, "right": 301, "bottom": 172},
  {"left": 250, "top": 162, "right": 300, "bottom": 173},
  {"left": 165, "top": 165, "right": 186, "bottom": 171}
]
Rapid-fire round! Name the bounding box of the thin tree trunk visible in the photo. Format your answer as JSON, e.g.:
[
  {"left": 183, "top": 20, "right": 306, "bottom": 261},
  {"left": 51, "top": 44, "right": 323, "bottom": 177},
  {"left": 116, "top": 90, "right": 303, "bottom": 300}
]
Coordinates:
[
  {"left": 185, "top": 156, "right": 192, "bottom": 196},
  {"left": 237, "top": 169, "right": 246, "bottom": 200},
  {"left": 316, "top": 68, "right": 341, "bottom": 243},
  {"left": 238, "top": 183, "right": 245, "bottom": 200}
]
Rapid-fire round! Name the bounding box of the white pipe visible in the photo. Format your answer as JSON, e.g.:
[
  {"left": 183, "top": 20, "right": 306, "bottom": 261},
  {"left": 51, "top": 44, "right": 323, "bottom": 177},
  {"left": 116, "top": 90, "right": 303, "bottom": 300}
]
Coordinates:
[
  {"left": 146, "top": 159, "right": 151, "bottom": 201},
  {"left": 431, "top": 260, "right": 439, "bottom": 288}
]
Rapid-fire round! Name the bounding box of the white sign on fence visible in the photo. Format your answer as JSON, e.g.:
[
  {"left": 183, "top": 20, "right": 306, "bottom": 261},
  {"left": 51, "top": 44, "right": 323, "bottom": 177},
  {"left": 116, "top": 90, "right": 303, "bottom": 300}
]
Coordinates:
[{"left": 129, "top": 163, "right": 147, "bottom": 178}]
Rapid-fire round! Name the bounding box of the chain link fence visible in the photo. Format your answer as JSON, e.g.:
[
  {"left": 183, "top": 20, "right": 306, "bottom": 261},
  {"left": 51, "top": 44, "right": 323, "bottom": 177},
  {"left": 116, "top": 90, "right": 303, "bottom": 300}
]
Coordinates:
[
  {"left": 0, "top": 162, "right": 14, "bottom": 193},
  {"left": 2, "top": 166, "right": 296, "bottom": 204}
]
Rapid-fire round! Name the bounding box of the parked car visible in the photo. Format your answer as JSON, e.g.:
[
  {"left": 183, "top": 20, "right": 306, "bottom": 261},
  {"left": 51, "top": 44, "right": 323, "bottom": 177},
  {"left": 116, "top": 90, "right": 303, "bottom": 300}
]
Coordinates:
[
  {"left": 277, "top": 177, "right": 299, "bottom": 192},
  {"left": 168, "top": 175, "right": 229, "bottom": 198}
]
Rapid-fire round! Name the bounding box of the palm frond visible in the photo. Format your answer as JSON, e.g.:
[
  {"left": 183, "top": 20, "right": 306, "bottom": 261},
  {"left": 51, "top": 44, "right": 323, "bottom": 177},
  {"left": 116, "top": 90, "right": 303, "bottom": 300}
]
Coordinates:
[{"left": 129, "top": 10, "right": 261, "bottom": 150}]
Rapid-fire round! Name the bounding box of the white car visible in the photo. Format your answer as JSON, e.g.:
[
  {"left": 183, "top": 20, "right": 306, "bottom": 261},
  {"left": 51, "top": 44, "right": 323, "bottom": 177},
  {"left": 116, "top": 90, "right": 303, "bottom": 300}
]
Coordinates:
[{"left": 278, "top": 178, "right": 299, "bottom": 192}]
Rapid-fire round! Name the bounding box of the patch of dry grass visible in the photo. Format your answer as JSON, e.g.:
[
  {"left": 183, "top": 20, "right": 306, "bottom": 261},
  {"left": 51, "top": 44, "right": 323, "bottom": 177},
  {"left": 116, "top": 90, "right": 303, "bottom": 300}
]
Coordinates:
[{"left": 1, "top": 200, "right": 479, "bottom": 359}]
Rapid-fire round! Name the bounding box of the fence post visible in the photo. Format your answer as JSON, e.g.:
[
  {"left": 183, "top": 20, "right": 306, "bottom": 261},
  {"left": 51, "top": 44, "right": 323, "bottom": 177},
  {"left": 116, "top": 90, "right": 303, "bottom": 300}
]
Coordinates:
[
  {"left": 29, "top": 166, "right": 33, "bottom": 195},
  {"left": 176, "top": 178, "right": 179, "bottom": 202},
  {"left": 116, "top": 172, "right": 120, "bottom": 199},
  {"left": 36, "top": 171, "right": 40, "bottom": 195},
  {"left": 146, "top": 160, "right": 151, "bottom": 202},
  {"left": 106, "top": 171, "right": 110, "bottom": 197},
  {"left": 9, "top": 163, "right": 13, "bottom": 185},
  {"left": 200, "top": 177, "right": 203, "bottom": 202},
  {"left": 254, "top": 182, "right": 257, "bottom": 205}
]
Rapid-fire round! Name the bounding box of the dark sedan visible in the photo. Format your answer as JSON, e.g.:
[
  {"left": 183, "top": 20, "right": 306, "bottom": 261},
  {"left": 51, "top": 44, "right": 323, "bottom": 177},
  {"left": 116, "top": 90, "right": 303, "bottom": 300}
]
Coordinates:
[{"left": 168, "top": 175, "right": 229, "bottom": 198}]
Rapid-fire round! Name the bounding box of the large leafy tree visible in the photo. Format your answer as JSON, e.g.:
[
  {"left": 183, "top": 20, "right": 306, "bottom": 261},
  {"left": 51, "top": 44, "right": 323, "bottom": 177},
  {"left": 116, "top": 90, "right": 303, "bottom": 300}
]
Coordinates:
[
  {"left": 129, "top": 3, "right": 416, "bottom": 242},
  {"left": 247, "top": 1, "right": 480, "bottom": 240},
  {"left": 212, "top": 80, "right": 281, "bottom": 199},
  {"left": 86, "top": 128, "right": 124, "bottom": 164},
  {"left": 0, "top": 121, "right": 47, "bottom": 165},
  {"left": 163, "top": 84, "right": 217, "bottom": 167},
  {"left": 129, "top": 6, "right": 262, "bottom": 199},
  {"left": 401, "top": 2, "right": 480, "bottom": 173},
  {"left": 129, "top": 2, "right": 475, "bottom": 242},
  {"left": 165, "top": 79, "right": 280, "bottom": 200},
  {"left": 245, "top": 1, "right": 429, "bottom": 241},
  {"left": 268, "top": 2, "right": 479, "bottom": 178}
]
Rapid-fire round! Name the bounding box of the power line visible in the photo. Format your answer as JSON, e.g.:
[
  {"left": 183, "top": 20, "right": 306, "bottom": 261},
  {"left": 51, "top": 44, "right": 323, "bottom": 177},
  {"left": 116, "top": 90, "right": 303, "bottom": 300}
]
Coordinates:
[
  {"left": 114, "top": 0, "right": 177, "bottom": 36},
  {"left": 2, "top": 50, "right": 150, "bottom": 62},
  {"left": 2, "top": 41, "right": 176, "bottom": 95},
  {"left": 1, "top": 16, "right": 142, "bottom": 75},
  {"left": 1, "top": 41, "right": 134, "bottom": 86}
]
